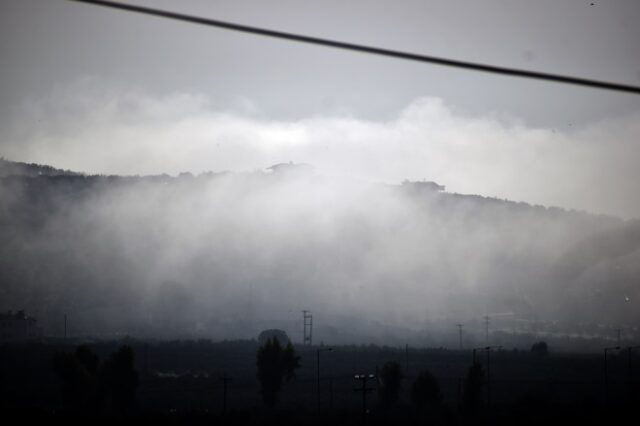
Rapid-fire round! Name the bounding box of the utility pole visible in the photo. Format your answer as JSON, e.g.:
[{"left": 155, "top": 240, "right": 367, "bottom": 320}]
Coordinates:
[
  {"left": 456, "top": 324, "right": 463, "bottom": 350},
  {"left": 220, "top": 373, "right": 231, "bottom": 414},
  {"left": 473, "top": 346, "right": 501, "bottom": 408},
  {"left": 487, "top": 347, "right": 493, "bottom": 407},
  {"left": 64, "top": 314, "right": 67, "bottom": 339},
  {"left": 604, "top": 346, "right": 620, "bottom": 407},
  {"left": 354, "top": 374, "right": 376, "bottom": 426},
  {"left": 484, "top": 316, "right": 490, "bottom": 346},
  {"left": 329, "top": 376, "right": 334, "bottom": 411},
  {"left": 143, "top": 343, "right": 149, "bottom": 376},
  {"left": 628, "top": 347, "right": 632, "bottom": 384},
  {"left": 405, "top": 344, "right": 409, "bottom": 374},
  {"left": 302, "top": 310, "right": 313, "bottom": 346}
]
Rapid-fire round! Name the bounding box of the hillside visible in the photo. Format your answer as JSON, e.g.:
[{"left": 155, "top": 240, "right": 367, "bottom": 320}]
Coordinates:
[
  {"left": 0, "top": 157, "right": 84, "bottom": 178},
  {"left": 1, "top": 159, "right": 638, "bottom": 347}
]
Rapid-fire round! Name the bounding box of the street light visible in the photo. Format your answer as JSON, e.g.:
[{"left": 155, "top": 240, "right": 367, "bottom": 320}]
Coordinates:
[
  {"left": 471, "top": 345, "right": 502, "bottom": 408},
  {"left": 354, "top": 374, "right": 376, "bottom": 426},
  {"left": 317, "top": 347, "right": 333, "bottom": 415}
]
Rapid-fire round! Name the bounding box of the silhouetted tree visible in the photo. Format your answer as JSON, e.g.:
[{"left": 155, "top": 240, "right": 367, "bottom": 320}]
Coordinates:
[
  {"left": 101, "top": 345, "right": 138, "bottom": 415},
  {"left": 378, "top": 361, "right": 403, "bottom": 409},
  {"left": 256, "top": 337, "right": 300, "bottom": 408},
  {"left": 53, "top": 352, "right": 88, "bottom": 409},
  {"left": 531, "top": 341, "right": 548, "bottom": 357},
  {"left": 52, "top": 345, "right": 101, "bottom": 412},
  {"left": 76, "top": 344, "right": 100, "bottom": 376},
  {"left": 411, "top": 369, "right": 442, "bottom": 412},
  {"left": 258, "top": 329, "right": 290, "bottom": 346},
  {"left": 463, "top": 362, "right": 485, "bottom": 414}
]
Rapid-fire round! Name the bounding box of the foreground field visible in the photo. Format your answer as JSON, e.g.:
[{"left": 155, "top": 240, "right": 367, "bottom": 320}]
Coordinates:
[{"left": 1, "top": 338, "right": 638, "bottom": 425}]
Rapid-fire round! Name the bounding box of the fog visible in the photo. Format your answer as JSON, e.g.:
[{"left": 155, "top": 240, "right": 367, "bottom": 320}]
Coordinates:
[
  {"left": 2, "top": 83, "right": 640, "bottom": 348},
  {"left": 3, "top": 82, "right": 640, "bottom": 219},
  {"left": 2, "top": 160, "right": 639, "bottom": 347}
]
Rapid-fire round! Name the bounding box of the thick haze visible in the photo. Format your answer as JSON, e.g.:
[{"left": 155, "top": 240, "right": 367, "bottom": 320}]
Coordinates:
[{"left": 2, "top": 168, "right": 638, "bottom": 347}]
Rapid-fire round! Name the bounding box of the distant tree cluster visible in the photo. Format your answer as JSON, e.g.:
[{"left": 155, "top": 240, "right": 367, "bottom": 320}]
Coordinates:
[
  {"left": 53, "top": 345, "right": 138, "bottom": 415},
  {"left": 373, "top": 361, "right": 445, "bottom": 418},
  {"left": 463, "top": 362, "right": 485, "bottom": 414},
  {"left": 411, "top": 369, "right": 442, "bottom": 412},
  {"left": 378, "top": 361, "right": 403, "bottom": 408},
  {"left": 531, "top": 341, "right": 549, "bottom": 356}
]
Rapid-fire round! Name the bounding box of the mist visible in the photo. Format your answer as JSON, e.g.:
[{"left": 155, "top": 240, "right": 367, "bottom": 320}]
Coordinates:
[
  {"left": 2, "top": 159, "right": 639, "bottom": 347},
  {"left": 3, "top": 81, "right": 640, "bottom": 218}
]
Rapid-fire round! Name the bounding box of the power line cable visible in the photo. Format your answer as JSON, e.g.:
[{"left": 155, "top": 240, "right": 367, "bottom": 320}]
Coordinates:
[{"left": 66, "top": 0, "right": 640, "bottom": 95}]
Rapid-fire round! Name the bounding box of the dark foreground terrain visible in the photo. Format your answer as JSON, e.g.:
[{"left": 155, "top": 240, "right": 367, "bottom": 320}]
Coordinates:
[{"left": 1, "top": 338, "right": 639, "bottom": 425}]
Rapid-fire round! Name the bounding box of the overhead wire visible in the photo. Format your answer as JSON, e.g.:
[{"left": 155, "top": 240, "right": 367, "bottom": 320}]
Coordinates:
[{"left": 66, "top": 0, "right": 640, "bottom": 95}]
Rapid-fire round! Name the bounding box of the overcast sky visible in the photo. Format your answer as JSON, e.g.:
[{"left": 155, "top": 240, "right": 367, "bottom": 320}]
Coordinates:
[{"left": 1, "top": 0, "right": 640, "bottom": 217}]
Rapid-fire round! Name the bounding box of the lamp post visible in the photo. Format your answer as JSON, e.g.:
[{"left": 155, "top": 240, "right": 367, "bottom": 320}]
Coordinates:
[
  {"left": 317, "top": 347, "right": 333, "bottom": 415},
  {"left": 604, "top": 346, "right": 620, "bottom": 406},
  {"left": 354, "top": 374, "right": 376, "bottom": 426},
  {"left": 472, "top": 345, "right": 501, "bottom": 408}
]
